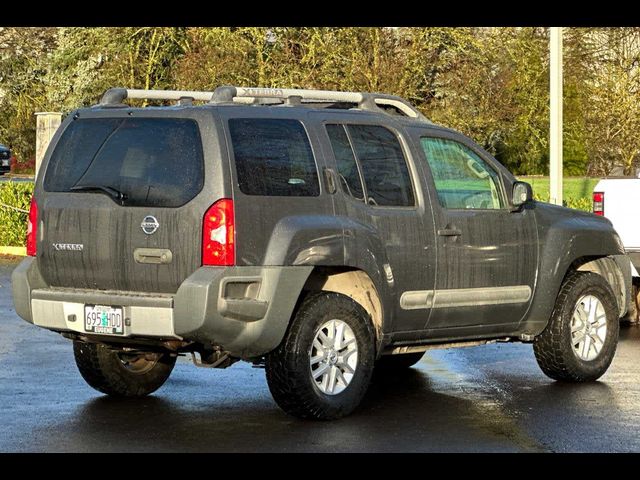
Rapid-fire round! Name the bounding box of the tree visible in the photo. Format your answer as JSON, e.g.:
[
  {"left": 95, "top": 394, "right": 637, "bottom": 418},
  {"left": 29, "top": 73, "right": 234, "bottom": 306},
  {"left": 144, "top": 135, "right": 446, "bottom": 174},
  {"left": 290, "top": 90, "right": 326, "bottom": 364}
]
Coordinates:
[
  {"left": 562, "top": 28, "right": 591, "bottom": 176},
  {"left": 573, "top": 28, "right": 640, "bottom": 176},
  {"left": 426, "top": 27, "right": 550, "bottom": 176},
  {"left": 46, "top": 27, "right": 188, "bottom": 111},
  {"left": 0, "top": 27, "right": 57, "bottom": 161}
]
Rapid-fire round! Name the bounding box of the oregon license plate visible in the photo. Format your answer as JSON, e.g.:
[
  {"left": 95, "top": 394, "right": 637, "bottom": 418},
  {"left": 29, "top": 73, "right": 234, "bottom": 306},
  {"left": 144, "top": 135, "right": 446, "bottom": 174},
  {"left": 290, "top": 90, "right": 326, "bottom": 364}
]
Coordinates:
[{"left": 84, "top": 305, "right": 124, "bottom": 335}]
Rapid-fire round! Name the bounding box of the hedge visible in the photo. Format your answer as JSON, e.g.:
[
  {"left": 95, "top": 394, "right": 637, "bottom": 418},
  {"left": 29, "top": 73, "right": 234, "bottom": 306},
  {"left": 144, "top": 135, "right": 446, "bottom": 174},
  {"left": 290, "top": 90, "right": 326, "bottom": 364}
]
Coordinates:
[
  {"left": 0, "top": 182, "right": 34, "bottom": 247},
  {"left": 532, "top": 193, "right": 592, "bottom": 212}
]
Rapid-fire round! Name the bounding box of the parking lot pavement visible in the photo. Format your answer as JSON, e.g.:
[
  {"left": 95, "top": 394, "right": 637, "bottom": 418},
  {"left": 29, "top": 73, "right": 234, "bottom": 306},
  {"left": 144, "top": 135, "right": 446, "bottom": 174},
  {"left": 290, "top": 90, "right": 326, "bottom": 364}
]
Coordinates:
[
  {"left": 0, "top": 176, "right": 34, "bottom": 183},
  {"left": 1, "top": 259, "right": 639, "bottom": 452}
]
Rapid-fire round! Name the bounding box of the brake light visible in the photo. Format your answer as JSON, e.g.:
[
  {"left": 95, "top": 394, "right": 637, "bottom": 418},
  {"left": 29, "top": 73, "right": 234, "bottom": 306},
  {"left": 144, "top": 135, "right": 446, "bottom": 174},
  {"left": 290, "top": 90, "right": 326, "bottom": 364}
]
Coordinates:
[
  {"left": 593, "top": 192, "right": 605, "bottom": 216},
  {"left": 202, "top": 199, "right": 235, "bottom": 266},
  {"left": 26, "top": 197, "right": 38, "bottom": 256}
]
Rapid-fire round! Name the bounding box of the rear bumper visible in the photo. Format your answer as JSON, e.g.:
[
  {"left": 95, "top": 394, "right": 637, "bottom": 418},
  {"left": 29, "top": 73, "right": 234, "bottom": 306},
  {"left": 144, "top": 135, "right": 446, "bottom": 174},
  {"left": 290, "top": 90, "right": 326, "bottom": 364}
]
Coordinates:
[{"left": 12, "top": 257, "right": 313, "bottom": 358}]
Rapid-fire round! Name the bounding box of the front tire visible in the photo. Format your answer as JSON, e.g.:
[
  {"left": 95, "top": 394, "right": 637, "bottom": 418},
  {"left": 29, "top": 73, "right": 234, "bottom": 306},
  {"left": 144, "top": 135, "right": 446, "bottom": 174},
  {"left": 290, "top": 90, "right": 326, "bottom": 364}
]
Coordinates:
[
  {"left": 533, "top": 271, "right": 619, "bottom": 382},
  {"left": 73, "top": 341, "right": 176, "bottom": 397},
  {"left": 265, "top": 292, "right": 376, "bottom": 420}
]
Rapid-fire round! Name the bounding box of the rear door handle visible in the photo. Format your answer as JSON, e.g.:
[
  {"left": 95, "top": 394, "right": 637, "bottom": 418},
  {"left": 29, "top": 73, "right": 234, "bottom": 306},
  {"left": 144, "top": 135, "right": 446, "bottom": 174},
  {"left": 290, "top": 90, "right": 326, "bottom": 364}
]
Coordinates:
[
  {"left": 134, "top": 248, "right": 173, "bottom": 264},
  {"left": 323, "top": 167, "right": 337, "bottom": 194},
  {"left": 437, "top": 228, "right": 462, "bottom": 237}
]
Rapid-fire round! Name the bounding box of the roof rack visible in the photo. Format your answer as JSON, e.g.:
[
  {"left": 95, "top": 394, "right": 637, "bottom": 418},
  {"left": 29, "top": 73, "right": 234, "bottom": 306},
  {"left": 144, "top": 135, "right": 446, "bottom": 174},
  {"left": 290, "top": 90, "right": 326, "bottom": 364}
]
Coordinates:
[
  {"left": 98, "top": 86, "right": 429, "bottom": 121},
  {"left": 100, "top": 88, "right": 214, "bottom": 105}
]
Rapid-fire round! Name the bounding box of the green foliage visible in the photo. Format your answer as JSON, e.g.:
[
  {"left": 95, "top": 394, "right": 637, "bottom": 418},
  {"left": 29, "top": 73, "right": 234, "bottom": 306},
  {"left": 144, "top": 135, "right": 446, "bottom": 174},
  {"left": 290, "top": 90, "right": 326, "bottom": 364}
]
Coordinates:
[
  {"left": 564, "top": 197, "right": 593, "bottom": 212},
  {"left": 521, "top": 176, "right": 598, "bottom": 212},
  {"left": 565, "top": 28, "right": 640, "bottom": 176},
  {"left": 0, "top": 182, "right": 34, "bottom": 246},
  {"left": 521, "top": 176, "right": 600, "bottom": 200},
  {"left": 0, "top": 27, "right": 57, "bottom": 161},
  {"left": 45, "top": 27, "right": 189, "bottom": 111},
  {"left": 531, "top": 192, "right": 592, "bottom": 212}
]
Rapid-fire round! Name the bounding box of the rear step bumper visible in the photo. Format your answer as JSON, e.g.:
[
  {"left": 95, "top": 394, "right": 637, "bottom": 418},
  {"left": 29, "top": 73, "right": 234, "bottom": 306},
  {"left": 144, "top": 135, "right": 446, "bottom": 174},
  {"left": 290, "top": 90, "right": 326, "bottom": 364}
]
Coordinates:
[
  {"left": 12, "top": 258, "right": 313, "bottom": 358},
  {"left": 30, "top": 289, "right": 175, "bottom": 338}
]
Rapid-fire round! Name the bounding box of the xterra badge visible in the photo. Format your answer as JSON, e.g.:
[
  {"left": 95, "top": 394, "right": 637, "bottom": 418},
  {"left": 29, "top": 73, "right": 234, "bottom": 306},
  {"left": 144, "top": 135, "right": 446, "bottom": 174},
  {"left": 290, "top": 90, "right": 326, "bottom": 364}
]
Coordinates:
[{"left": 52, "top": 243, "right": 84, "bottom": 251}]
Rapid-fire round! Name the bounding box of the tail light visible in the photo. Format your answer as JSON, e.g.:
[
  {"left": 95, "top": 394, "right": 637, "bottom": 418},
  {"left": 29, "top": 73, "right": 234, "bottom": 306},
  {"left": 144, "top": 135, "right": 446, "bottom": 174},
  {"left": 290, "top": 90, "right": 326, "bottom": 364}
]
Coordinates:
[
  {"left": 202, "top": 199, "right": 235, "bottom": 266},
  {"left": 593, "top": 192, "right": 605, "bottom": 216},
  {"left": 26, "top": 197, "right": 38, "bottom": 256}
]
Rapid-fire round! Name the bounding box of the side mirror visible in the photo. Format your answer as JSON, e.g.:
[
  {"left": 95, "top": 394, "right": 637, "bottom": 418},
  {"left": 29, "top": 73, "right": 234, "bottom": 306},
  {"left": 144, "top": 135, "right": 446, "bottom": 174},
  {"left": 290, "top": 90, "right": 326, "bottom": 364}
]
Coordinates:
[{"left": 512, "top": 181, "right": 533, "bottom": 208}]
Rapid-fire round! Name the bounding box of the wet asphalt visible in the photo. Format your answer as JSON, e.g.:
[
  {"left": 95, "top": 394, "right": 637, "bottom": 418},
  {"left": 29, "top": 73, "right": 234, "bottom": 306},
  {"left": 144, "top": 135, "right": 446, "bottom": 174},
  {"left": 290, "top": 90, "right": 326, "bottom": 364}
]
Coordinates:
[
  {"left": 1, "top": 259, "right": 639, "bottom": 453},
  {"left": 0, "top": 176, "right": 33, "bottom": 183}
]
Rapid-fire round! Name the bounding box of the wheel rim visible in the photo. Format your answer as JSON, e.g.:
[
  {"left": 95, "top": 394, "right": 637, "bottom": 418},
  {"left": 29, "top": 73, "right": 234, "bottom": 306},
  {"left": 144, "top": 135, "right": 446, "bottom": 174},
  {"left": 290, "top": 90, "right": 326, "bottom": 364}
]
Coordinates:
[
  {"left": 117, "top": 353, "right": 159, "bottom": 374},
  {"left": 309, "top": 319, "right": 358, "bottom": 395},
  {"left": 571, "top": 294, "right": 608, "bottom": 361}
]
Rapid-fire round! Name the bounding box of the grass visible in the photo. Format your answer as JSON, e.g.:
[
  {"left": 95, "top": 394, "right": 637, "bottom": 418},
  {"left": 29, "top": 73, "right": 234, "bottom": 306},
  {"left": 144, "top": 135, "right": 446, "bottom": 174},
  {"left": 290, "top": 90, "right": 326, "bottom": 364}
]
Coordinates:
[{"left": 518, "top": 176, "right": 600, "bottom": 202}]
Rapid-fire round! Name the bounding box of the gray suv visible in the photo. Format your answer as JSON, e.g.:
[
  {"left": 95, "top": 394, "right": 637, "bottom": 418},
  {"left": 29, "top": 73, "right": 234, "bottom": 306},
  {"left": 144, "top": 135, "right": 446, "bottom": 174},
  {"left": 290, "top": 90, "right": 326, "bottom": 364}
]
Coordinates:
[{"left": 12, "top": 86, "right": 632, "bottom": 420}]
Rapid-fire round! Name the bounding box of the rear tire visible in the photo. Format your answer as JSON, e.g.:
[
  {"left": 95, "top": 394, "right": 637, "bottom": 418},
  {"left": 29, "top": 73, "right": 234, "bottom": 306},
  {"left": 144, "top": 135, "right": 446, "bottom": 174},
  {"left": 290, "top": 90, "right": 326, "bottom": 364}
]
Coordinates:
[
  {"left": 73, "top": 341, "right": 176, "bottom": 397},
  {"left": 265, "top": 292, "right": 376, "bottom": 420},
  {"left": 533, "top": 271, "right": 619, "bottom": 382},
  {"left": 376, "top": 352, "right": 424, "bottom": 370}
]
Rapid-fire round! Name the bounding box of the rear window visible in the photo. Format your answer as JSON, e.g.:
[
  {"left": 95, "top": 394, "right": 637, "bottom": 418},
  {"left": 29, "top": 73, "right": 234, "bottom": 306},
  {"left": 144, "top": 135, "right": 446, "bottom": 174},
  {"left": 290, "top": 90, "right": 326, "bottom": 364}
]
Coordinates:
[
  {"left": 228, "top": 118, "right": 320, "bottom": 197},
  {"left": 347, "top": 125, "right": 415, "bottom": 207},
  {"left": 44, "top": 117, "right": 204, "bottom": 208}
]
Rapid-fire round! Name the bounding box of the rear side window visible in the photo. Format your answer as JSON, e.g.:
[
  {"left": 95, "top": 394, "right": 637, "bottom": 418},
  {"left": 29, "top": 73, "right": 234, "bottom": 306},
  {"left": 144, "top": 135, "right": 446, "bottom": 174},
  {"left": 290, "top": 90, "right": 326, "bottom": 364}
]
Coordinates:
[
  {"left": 348, "top": 125, "right": 415, "bottom": 207},
  {"left": 229, "top": 118, "right": 319, "bottom": 197},
  {"left": 44, "top": 117, "right": 204, "bottom": 208},
  {"left": 326, "top": 124, "right": 364, "bottom": 201}
]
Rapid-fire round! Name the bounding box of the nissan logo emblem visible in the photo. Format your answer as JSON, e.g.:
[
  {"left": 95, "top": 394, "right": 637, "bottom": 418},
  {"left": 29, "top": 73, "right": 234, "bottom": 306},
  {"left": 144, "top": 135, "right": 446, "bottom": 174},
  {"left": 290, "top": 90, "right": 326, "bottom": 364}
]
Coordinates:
[{"left": 141, "top": 216, "right": 160, "bottom": 235}]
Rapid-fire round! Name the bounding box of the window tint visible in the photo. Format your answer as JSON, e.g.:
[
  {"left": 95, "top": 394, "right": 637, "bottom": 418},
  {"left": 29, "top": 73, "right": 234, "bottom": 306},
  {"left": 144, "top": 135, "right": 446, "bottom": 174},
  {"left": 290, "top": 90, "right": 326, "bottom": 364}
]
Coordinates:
[
  {"left": 420, "top": 137, "right": 503, "bottom": 210},
  {"left": 44, "top": 118, "right": 204, "bottom": 208},
  {"left": 229, "top": 118, "right": 319, "bottom": 197},
  {"left": 326, "top": 124, "right": 364, "bottom": 200},
  {"left": 347, "top": 125, "right": 415, "bottom": 207}
]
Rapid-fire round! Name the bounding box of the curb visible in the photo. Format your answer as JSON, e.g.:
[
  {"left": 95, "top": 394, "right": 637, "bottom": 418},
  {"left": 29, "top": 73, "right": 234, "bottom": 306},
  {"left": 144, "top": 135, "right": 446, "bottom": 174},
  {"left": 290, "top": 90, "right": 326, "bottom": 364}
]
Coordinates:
[{"left": 0, "top": 246, "right": 26, "bottom": 256}]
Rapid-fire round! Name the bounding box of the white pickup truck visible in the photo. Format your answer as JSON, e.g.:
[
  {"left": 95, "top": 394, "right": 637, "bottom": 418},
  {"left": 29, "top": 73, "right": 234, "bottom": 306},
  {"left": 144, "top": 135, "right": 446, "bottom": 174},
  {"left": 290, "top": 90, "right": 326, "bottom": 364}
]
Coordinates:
[{"left": 593, "top": 178, "right": 640, "bottom": 320}]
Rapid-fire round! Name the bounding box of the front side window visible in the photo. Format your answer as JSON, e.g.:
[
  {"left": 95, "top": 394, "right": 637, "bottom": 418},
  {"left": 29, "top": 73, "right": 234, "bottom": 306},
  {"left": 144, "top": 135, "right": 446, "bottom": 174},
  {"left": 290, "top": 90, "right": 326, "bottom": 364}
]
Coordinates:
[
  {"left": 420, "top": 137, "right": 503, "bottom": 210},
  {"left": 229, "top": 118, "right": 319, "bottom": 197},
  {"left": 347, "top": 125, "right": 415, "bottom": 207}
]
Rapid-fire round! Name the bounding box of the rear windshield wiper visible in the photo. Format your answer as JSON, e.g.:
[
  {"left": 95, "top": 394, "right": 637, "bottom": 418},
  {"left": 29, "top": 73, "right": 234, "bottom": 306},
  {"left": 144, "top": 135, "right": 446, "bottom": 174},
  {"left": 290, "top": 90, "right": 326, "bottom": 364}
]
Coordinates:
[{"left": 70, "top": 185, "right": 128, "bottom": 205}]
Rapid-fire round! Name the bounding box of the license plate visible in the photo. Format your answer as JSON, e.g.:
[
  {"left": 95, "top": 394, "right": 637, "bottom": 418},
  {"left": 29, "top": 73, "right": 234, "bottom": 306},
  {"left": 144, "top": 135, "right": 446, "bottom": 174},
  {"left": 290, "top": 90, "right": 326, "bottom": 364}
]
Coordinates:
[
  {"left": 1, "top": 159, "right": 8, "bottom": 166},
  {"left": 84, "top": 305, "right": 124, "bottom": 335}
]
